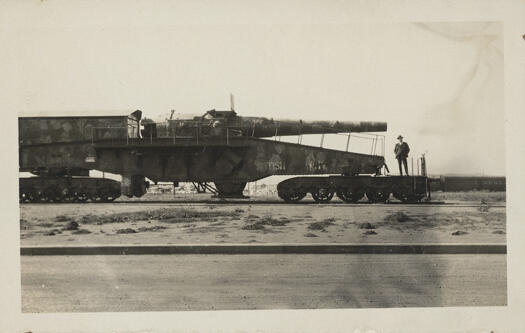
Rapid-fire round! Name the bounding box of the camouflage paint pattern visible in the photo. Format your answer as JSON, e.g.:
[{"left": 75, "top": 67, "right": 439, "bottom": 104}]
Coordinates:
[
  {"left": 18, "top": 111, "right": 141, "bottom": 146},
  {"left": 90, "top": 137, "right": 384, "bottom": 183}
]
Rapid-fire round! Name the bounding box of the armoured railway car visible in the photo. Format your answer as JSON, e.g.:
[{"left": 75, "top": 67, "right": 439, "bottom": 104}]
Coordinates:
[
  {"left": 429, "top": 176, "right": 506, "bottom": 192},
  {"left": 19, "top": 108, "right": 431, "bottom": 203}
]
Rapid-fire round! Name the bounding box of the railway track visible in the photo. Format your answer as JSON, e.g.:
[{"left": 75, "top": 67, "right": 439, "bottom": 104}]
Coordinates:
[{"left": 18, "top": 200, "right": 505, "bottom": 208}]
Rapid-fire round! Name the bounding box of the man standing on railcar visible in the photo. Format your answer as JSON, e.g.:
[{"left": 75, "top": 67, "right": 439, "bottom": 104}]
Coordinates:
[{"left": 394, "top": 135, "right": 410, "bottom": 176}]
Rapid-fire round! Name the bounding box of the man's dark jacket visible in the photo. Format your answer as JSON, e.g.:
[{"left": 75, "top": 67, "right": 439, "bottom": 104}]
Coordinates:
[{"left": 394, "top": 142, "right": 410, "bottom": 160}]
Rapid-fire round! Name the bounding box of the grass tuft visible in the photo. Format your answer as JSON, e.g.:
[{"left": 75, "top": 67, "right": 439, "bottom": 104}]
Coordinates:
[
  {"left": 75, "top": 209, "right": 239, "bottom": 225},
  {"left": 385, "top": 212, "right": 412, "bottom": 222},
  {"left": 358, "top": 222, "right": 376, "bottom": 229},
  {"left": 308, "top": 218, "right": 336, "bottom": 231},
  {"left": 115, "top": 228, "right": 137, "bottom": 234},
  {"left": 62, "top": 221, "right": 79, "bottom": 231},
  {"left": 55, "top": 215, "right": 70, "bottom": 222},
  {"left": 72, "top": 229, "right": 91, "bottom": 235},
  {"left": 242, "top": 215, "right": 296, "bottom": 231}
]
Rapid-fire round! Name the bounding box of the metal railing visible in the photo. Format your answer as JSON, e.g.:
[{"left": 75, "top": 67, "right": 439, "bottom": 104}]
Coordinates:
[
  {"left": 270, "top": 123, "right": 386, "bottom": 156},
  {"left": 91, "top": 123, "right": 246, "bottom": 146},
  {"left": 90, "top": 123, "right": 385, "bottom": 157},
  {"left": 311, "top": 131, "right": 385, "bottom": 156}
]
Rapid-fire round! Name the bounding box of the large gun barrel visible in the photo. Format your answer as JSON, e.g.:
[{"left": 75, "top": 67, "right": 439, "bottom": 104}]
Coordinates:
[
  {"left": 243, "top": 119, "right": 387, "bottom": 137},
  {"left": 149, "top": 110, "right": 387, "bottom": 138}
]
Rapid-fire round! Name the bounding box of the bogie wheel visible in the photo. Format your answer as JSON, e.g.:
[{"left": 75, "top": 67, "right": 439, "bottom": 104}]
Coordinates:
[
  {"left": 28, "top": 192, "right": 38, "bottom": 202},
  {"left": 31, "top": 192, "right": 43, "bottom": 203},
  {"left": 60, "top": 188, "right": 75, "bottom": 203},
  {"left": 278, "top": 189, "right": 307, "bottom": 203},
  {"left": 101, "top": 192, "right": 119, "bottom": 202},
  {"left": 366, "top": 188, "right": 391, "bottom": 203},
  {"left": 90, "top": 194, "right": 103, "bottom": 203},
  {"left": 38, "top": 190, "right": 52, "bottom": 203},
  {"left": 43, "top": 188, "right": 61, "bottom": 203},
  {"left": 336, "top": 188, "right": 364, "bottom": 203},
  {"left": 52, "top": 190, "right": 64, "bottom": 203},
  {"left": 75, "top": 192, "right": 89, "bottom": 202},
  {"left": 394, "top": 192, "right": 424, "bottom": 203},
  {"left": 19, "top": 192, "right": 30, "bottom": 203},
  {"left": 19, "top": 192, "right": 31, "bottom": 203},
  {"left": 311, "top": 187, "right": 334, "bottom": 203}
]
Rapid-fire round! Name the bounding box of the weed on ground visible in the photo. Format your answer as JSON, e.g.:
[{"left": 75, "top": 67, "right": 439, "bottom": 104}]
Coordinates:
[
  {"left": 242, "top": 215, "right": 296, "bottom": 230},
  {"left": 36, "top": 222, "right": 54, "bottom": 228},
  {"left": 62, "top": 221, "right": 79, "bottom": 231},
  {"left": 20, "top": 219, "right": 30, "bottom": 230},
  {"left": 55, "top": 215, "right": 70, "bottom": 222},
  {"left": 385, "top": 212, "right": 412, "bottom": 222},
  {"left": 115, "top": 228, "right": 137, "bottom": 234},
  {"left": 72, "top": 229, "right": 92, "bottom": 235},
  {"left": 304, "top": 232, "right": 319, "bottom": 237},
  {"left": 242, "top": 223, "right": 265, "bottom": 230},
  {"left": 137, "top": 226, "right": 167, "bottom": 232},
  {"left": 308, "top": 218, "right": 336, "bottom": 232},
  {"left": 65, "top": 208, "right": 241, "bottom": 225},
  {"left": 44, "top": 229, "right": 62, "bottom": 236}
]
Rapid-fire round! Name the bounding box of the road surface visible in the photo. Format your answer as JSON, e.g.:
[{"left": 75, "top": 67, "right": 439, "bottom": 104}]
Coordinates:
[{"left": 21, "top": 254, "right": 506, "bottom": 312}]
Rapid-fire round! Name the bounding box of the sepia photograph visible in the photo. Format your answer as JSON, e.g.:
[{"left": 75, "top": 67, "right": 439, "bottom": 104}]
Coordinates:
[
  {"left": 2, "top": 0, "right": 525, "bottom": 332},
  {"left": 17, "top": 21, "right": 507, "bottom": 312}
]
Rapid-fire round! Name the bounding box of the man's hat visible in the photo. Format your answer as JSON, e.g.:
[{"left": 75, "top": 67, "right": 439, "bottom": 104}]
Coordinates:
[{"left": 397, "top": 135, "right": 404, "bottom": 140}]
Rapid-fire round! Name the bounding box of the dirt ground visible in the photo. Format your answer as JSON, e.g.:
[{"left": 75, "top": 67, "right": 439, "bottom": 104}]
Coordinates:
[
  {"left": 19, "top": 199, "right": 506, "bottom": 246},
  {"left": 22, "top": 254, "right": 506, "bottom": 312}
]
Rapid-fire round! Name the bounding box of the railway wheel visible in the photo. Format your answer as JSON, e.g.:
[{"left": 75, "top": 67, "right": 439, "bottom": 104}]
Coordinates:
[
  {"left": 366, "top": 187, "right": 391, "bottom": 203},
  {"left": 19, "top": 191, "right": 34, "bottom": 203},
  {"left": 393, "top": 192, "right": 424, "bottom": 203},
  {"left": 38, "top": 189, "right": 54, "bottom": 203},
  {"left": 60, "top": 188, "right": 75, "bottom": 203},
  {"left": 52, "top": 190, "right": 64, "bottom": 203},
  {"left": 74, "top": 192, "right": 89, "bottom": 202},
  {"left": 39, "top": 187, "right": 61, "bottom": 203},
  {"left": 278, "top": 189, "right": 307, "bottom": 203},
  {"left": 336, "top": 188, "right": 364, "bottom": 203},
  {"left": 90, "top": 194, "right": 103, "bottom": 202},
  {"left": 311, "top": 187, "right": 334, "bottom": 203},
  {"left": 101, "top": 191, "right": 119, "bottom": 202}
]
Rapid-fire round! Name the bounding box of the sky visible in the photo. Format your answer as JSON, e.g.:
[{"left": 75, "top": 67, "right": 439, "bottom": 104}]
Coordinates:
[{"left": 5, "top": 6, "right": 504, "bottom": 176}]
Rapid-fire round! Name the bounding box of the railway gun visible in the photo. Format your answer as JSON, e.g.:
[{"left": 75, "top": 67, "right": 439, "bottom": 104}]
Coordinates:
[{"left": 19, "top": 106, "right": 431, "bottom": 203}]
